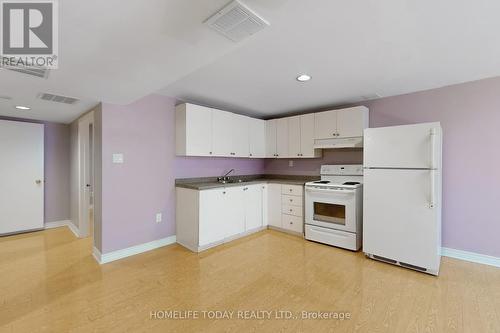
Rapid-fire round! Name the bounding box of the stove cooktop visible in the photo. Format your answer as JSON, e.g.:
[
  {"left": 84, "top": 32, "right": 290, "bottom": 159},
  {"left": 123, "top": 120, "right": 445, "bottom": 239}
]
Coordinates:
[{"left": 311, "top": 181, "right": 361, "bottom": 186}]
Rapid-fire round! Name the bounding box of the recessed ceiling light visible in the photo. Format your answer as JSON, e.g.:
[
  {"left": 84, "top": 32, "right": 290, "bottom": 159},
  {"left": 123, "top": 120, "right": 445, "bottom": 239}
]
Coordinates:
[
  {"left": 296, "top": 74, "right": 311, "bottom": 82},
  {"left": 15, "top": 105, "right": 31, "bottom": 110}
]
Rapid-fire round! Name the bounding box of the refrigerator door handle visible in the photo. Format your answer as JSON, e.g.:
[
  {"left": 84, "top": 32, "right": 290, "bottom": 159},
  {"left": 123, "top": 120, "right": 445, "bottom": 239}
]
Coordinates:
[
  {"left": 429, "top": 127, "right": 437, "bottom": 209},
  {"left": 430, "top": 127, "right": 436, "bottom": 169},
  {"left": 429, "top": 170, "right": 435, "bottom": 209}
]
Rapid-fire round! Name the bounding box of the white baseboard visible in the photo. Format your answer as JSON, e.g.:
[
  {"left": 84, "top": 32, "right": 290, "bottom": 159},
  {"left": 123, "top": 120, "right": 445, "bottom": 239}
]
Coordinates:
[
  {"left": 45, "top": 220, "right": 80, "bottom": 238},
  {"left": 45, "top": 220, "right": 71, "bottom": 229},
  {"left": 67, "top": 222, "right": 80, "bottom": 238},
  {"left": 94, "top": 235, "right": 177, "bottom": 264},
  {"left": 441, "top": 247, "right": 500, "bottom": 268},
  {"left": 92, "top": 246, "right": 102, "bottom": 264}
]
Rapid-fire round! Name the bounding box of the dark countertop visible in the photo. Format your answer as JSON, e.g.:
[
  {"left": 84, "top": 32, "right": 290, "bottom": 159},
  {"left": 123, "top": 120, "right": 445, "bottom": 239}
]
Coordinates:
[{"left": 175, "top": 174, "right": 319, "bottom": 190}]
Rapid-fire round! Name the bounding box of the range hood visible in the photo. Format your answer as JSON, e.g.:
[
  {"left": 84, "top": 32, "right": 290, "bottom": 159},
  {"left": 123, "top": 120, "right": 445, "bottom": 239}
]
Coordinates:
[{"left": 313, "top": 137, "right": 364, "bottom": 149}]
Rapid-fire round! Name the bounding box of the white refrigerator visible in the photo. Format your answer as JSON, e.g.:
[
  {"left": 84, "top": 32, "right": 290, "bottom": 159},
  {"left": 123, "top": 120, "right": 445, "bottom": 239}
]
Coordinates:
[{"left": 363, "top": 122, "right": 442, "bottom": 275}]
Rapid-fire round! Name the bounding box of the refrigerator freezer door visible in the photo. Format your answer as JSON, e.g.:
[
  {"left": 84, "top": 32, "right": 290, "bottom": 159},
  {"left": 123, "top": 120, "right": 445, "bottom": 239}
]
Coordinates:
[
  {"left": 363, "top": 168, "right": 441, "bottom": 272},
  {"left": 364, "top": 122, "right": 441, "bottom": 169}
]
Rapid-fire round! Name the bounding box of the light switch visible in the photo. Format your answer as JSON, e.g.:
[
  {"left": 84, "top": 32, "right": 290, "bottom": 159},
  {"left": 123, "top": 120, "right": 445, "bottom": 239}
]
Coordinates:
[
  {"left": 112, "top": 153, "right": 124, "bottom": 164},
  {"left": 156, "top": 213, "right": 162, "bottom": 223}
]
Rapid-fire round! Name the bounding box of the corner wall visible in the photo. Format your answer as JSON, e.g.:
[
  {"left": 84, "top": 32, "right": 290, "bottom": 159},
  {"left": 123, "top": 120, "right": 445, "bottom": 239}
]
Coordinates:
[
  {"left": 99, "top": 95, "right": 264, "bottom": 253},
  {"left": 264, "top": 76, "right": 500, "bottom": 258}
]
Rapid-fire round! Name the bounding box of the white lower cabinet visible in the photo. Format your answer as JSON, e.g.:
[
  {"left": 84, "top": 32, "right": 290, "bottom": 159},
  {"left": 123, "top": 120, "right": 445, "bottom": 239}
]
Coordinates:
[
  {"left": 244, "top": 184, "right": 264, "bottom": 231},
  {"left": 267, "top": 183, "right": 282, "bottom": 227},
  {"left": 224, "top": 186, "right": 246, "bottom": 239},
  {"left": 176, "top": 183, "right": 267, "bottom": 252},
  {"left": 199, "top": 188, "right": 227, "bottom": 246},
  {"left": 267, "top": 184, "right": 304, "bottom": 234}
]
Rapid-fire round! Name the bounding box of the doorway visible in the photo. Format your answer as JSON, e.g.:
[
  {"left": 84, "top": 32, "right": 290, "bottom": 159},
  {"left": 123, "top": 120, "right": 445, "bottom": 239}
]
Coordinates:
[{"left": 78, "top": 112, "right": 94, "bottom": 241}]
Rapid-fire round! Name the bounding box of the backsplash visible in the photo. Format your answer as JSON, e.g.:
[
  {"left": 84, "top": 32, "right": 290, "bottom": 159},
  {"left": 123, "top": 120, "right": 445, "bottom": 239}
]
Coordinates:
[{"left": 264, "top": 149, "right": 363, "bottom": 176}]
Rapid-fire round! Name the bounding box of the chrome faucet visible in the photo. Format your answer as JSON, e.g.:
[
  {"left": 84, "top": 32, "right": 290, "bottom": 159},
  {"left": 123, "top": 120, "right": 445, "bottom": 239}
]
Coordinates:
[{"left": 218, "top": 169, "right": 235, "bottom": 182}]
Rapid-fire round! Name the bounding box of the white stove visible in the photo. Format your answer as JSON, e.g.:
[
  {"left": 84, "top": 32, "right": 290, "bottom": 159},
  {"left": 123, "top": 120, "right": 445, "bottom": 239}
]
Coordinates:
[{"left": 304, "top": 165, "right": 363, "bottom": 251}]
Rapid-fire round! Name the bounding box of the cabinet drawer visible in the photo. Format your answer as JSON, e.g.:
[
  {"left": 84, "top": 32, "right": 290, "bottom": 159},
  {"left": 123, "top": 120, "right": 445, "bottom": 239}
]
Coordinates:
[
  {"left": 282, "top": 205, "right": 303, "bottom": 217},
  {"left": 281, "top": 214, "right": 303, "bottom": 233},
  {"left": 281, "top": 195, "right": 302, "bottom": 207},
  {"left": 281, "top": 185, "right": 303, "bottom": 196}
]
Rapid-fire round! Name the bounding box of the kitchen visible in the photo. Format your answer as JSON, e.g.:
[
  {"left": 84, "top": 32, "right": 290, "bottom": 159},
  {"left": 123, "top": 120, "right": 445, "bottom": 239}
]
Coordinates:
[{"left": 175, "top": 102, "right": 442, "bottom": 275}]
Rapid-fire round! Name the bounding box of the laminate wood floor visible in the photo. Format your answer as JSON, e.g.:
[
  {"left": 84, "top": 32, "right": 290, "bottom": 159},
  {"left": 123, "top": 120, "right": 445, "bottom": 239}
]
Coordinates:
[{"left": 1, "top": 227, "right": 499, "bottom": 332}]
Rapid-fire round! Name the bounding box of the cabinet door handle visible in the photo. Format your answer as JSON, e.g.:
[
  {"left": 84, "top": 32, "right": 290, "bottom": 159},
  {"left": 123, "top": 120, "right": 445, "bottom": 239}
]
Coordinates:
[{"left": 209, "top": 152, "right": 212, "bottom": 154}]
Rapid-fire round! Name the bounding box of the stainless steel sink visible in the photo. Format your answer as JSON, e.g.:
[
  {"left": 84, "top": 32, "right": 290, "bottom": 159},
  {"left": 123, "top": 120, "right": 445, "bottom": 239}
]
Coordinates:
[{"left": 218, "top": 179, "right": 244, "bottom": 184}]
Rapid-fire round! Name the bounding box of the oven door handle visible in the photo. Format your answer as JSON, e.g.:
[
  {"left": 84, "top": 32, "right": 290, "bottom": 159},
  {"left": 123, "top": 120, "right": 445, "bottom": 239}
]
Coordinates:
[{"left": 305, "top": 187, "right": 356, "bottom": 195}]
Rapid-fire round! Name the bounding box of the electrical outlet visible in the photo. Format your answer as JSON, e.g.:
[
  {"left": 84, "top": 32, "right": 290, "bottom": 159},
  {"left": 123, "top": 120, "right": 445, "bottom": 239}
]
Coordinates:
[
  {"left": 289, "top": 160, "right": 294, "bottom": 167},
  {"left": 155, "top": 213, "right": 162, "bottom": 223}
]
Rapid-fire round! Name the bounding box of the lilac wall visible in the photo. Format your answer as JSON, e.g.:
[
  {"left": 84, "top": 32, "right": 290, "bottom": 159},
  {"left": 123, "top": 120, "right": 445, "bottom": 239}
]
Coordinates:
[
  {"left": 44, "top": 122, "right": 71, "bottom": 222},
  {"left": 0, "top": 116, "right": 70, "bottom": 223},
  {"left": 264, "top": 150, "right": 363, "bottom": 176},
  {"left": 264, "top": 76, "right": 500, "bottom": 258},
  {"left": 100, "top": 95, "right": 264, "bottom": 253}
]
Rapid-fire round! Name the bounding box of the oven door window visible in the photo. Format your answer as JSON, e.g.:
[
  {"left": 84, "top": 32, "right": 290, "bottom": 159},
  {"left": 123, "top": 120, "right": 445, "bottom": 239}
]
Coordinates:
[{"left": 313, "top": 202, "right": 346, "bottom": 225}]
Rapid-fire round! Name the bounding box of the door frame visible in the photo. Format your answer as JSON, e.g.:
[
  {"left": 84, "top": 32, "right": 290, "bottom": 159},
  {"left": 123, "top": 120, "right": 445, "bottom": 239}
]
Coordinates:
[{"left": 78, "top": 111, "right": 94, "bottom": 239}]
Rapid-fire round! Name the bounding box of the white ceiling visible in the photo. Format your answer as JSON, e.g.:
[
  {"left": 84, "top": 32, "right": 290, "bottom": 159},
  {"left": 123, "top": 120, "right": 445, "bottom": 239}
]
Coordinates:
[{"left": 2, "top": 0, "right": 500, "bottom": 123}]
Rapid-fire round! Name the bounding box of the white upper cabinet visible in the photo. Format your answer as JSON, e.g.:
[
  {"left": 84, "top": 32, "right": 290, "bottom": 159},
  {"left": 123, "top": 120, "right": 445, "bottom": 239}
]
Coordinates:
[
  {"left": 176, "top": 103, "right": 368, "bottom": 158},
  {"left": 276, "top": 118, "right": 289, "bottom": 158},
  {"left": 300, "top": 114, "right": 321, "bottom": 158},
  {"left": 266, "top": 119, "right": 277, "bottom": 157},
  {"left": 288, "top": 116, "right": 301, "bottom": 157},
  {"left": 231, "top": 114, "right": 249, "bottom": 157},
  {"left": 248, "top": 118, "right": 266, "bottom": 158},
  {"left": 176, "top": 103, "right": 213, "bottom": 156},
  {"left": 314, "top": 110, "right": 338, "bottom": 139},
  {"left": 336, "top": 106, "right": 369, "bottom": 138},
  {"left": 279, "top": 114, "right": 321, "bottom": 158},
  {"left": 314, "top": 106, "right": 369, "bottom": 139},
  {"left": 212, "top": 109, "right": 234, "bottom": 156}
]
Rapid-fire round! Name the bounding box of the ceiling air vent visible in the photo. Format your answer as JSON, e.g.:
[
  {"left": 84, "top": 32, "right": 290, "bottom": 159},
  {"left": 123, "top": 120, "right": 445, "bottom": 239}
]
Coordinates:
[
  {"left": 37, "top": 93, "right": 79, "bottom": 105},
  {"left": 205, "top": 0, "right": 270, "bottom": 42},
  {"left": 1, "top": 57, "right": 49, "bottom": 79}
]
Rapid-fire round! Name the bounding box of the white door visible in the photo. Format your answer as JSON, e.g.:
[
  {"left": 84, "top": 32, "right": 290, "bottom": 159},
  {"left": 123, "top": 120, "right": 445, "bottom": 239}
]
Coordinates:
[
  {"left": 224, "top": 186, "right": 245, "bottom": 238},
  {"left": 267, "top": 184, "right": 282, "bottom": 227},
  {"left": 199, "top": 188, "right": 227, "bottom": 246},
  {"left": 363, "top": 168, "right": 440, "bottom": 270},
  {"left": 244, "top": 185, "right": 263, "bottom": 231},
  {"left": 185, "top": 104, "right": 212, "bottom": 156},
  {"left": 336, "top": 107, "right": 365, "bottom": 138},
  {"left": 78, "top": 112, "right": 94, "bottom": 238},
  {"left": 231, "top": 114, "right": 249, "bottom": 157},
  {"left": 265, "top": 120, "right": 277, "bottom": 157},
  {"left": 300, "top": 114, "right": 316, "bottom": 157},
  {"left": 276, "top": 118, "right": 289, "bottom": 158},
  {"left": 314, "top": 110, "right": 337, "bottom": 139},
  {"left": 288, "top": 116, "right": 301, "bottom": 157},
  {"left": 212, "top": 109, "right": 233, "bottom": 156},
  {"left": 364, "top": 122, "right": 442, "bottom": 169},
  {"left": 248, "top": 118, "right": 266, "bottom": 158},
  {"left": 0, "top": 120, "right": 44, "bottom": 234}
]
